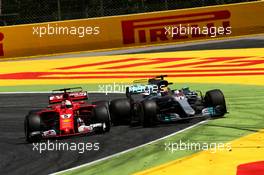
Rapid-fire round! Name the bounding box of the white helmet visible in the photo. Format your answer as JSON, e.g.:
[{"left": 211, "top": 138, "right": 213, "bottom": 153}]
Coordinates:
[{"left": 65, "top": 100, "right": 72, "bottom": 108}]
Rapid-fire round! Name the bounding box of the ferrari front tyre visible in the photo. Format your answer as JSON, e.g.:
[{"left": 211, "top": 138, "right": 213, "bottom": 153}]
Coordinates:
[
  {"left": 204, "top": 89, "right": 227, "bottom": 117},
  {"left": 24, "top": 111, "right": 42, "bottom": 143},
  {"left": 140, "top": 100, "right": 157, "bottom": 127},
  {"left": 92, "top": 105, "right": 111, "bottom": 133},
  {"left": 109, "top": 98, "right": 131, "bottom": 125}
]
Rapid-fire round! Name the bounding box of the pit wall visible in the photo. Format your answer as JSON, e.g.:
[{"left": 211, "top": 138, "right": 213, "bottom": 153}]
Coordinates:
[{"left": 0, "top": 1, "right": 263, "bottom": 59}]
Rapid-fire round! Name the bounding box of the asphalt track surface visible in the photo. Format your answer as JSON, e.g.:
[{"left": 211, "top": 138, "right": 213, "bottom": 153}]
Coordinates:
[{"left": 0, "top": 93, "right": 204, "bottom": 175}]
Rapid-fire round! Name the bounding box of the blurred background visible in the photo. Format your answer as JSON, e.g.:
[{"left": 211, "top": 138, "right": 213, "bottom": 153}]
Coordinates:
[{"left": 0, "top": 0, "right": 257, "bottom": 26}]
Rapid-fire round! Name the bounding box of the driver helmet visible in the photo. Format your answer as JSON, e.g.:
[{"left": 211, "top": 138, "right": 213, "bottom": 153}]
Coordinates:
[{"left": 65, "top": 100, "right": 72, "bottom": 108}]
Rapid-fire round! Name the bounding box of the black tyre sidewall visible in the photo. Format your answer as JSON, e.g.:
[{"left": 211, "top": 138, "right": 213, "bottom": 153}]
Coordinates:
[
  {"left": 24, "top": 111, "right": 42, "bottom": 142},
  {"left": 140, "top": 100, "right": 157, "bottom": 127},
  {"left": 92, "top": 106, "right": 111, "bottom": 133},
  {"left": 204, "top": 89, "right": 227, "bottom": 116},
  {"left": 109, "top": 98, "right": 131, "bottom": 125}
]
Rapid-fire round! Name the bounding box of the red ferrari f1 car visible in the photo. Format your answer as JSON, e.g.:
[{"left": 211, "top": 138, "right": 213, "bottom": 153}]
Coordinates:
[{"left": 24, "top": 87, "right": 111, "bottom": 143}]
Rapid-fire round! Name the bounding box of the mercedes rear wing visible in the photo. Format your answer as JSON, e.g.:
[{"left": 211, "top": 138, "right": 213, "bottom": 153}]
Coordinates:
[{"left": 126, "top": 75, "right": 172, "bottom": 97}]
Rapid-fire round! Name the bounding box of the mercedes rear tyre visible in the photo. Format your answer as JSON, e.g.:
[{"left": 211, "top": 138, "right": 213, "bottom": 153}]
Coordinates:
[{"left": 140, "top": 100, "right": 157, "bottom": 127}]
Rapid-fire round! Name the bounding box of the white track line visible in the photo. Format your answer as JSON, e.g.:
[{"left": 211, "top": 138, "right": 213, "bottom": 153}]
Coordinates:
[{"left": 51, "top": 120, "right": 208, "bottom": 175}]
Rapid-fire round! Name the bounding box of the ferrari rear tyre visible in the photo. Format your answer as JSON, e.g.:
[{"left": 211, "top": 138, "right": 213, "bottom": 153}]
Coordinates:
[
  {"left": 92, "top": 101, "right": 109, "bottom": 109},
  {"left": 92, "top": 106, "right": 111, "bottom": 133},
  {"left": 109, "top": 98, "right": 131, "bottom": 125}
]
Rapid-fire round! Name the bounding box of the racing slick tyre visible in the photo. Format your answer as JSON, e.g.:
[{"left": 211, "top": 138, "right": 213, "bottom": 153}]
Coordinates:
[
  {"left": 140, "top": 100, "right": 157, "bottom": 127},
  {"left": 92, "top": 100, "right": 111, "bottom": 124},
  {"left": 109, "top": 98, "right": 131, "bottom": 125},
  {"left": 24, "top": 110, "right": 42, "bottom": 143},
  {"left": 92, "top": 101, "right": 109, "bottom": 109},
  {"left": 204, "top": 89, "right": 227, "bottom": 117},
  {"left": 92, "top": 105, "right": 111, "bottom": 133}
]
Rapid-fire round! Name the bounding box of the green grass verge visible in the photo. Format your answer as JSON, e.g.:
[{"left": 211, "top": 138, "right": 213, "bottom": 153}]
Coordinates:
[{"left": 1, "top": 83, "right": 263, "bottom": 175}]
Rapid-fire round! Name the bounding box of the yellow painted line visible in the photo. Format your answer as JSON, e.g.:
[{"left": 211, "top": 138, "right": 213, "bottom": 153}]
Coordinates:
[
  {"left": 0, "top": 48, "right": 263, "bottom": 86},
  {"left": 134, "top": 130, "right": 264, "bottom": 175}
]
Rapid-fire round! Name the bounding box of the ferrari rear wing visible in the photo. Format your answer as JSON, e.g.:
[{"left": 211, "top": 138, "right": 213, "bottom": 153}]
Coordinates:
[
  {"left": 49, "top": 87, "right": 88, "bottom": 104},
  {"left": 51, "top": 87, "right": 83, "bottom": 94}
]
